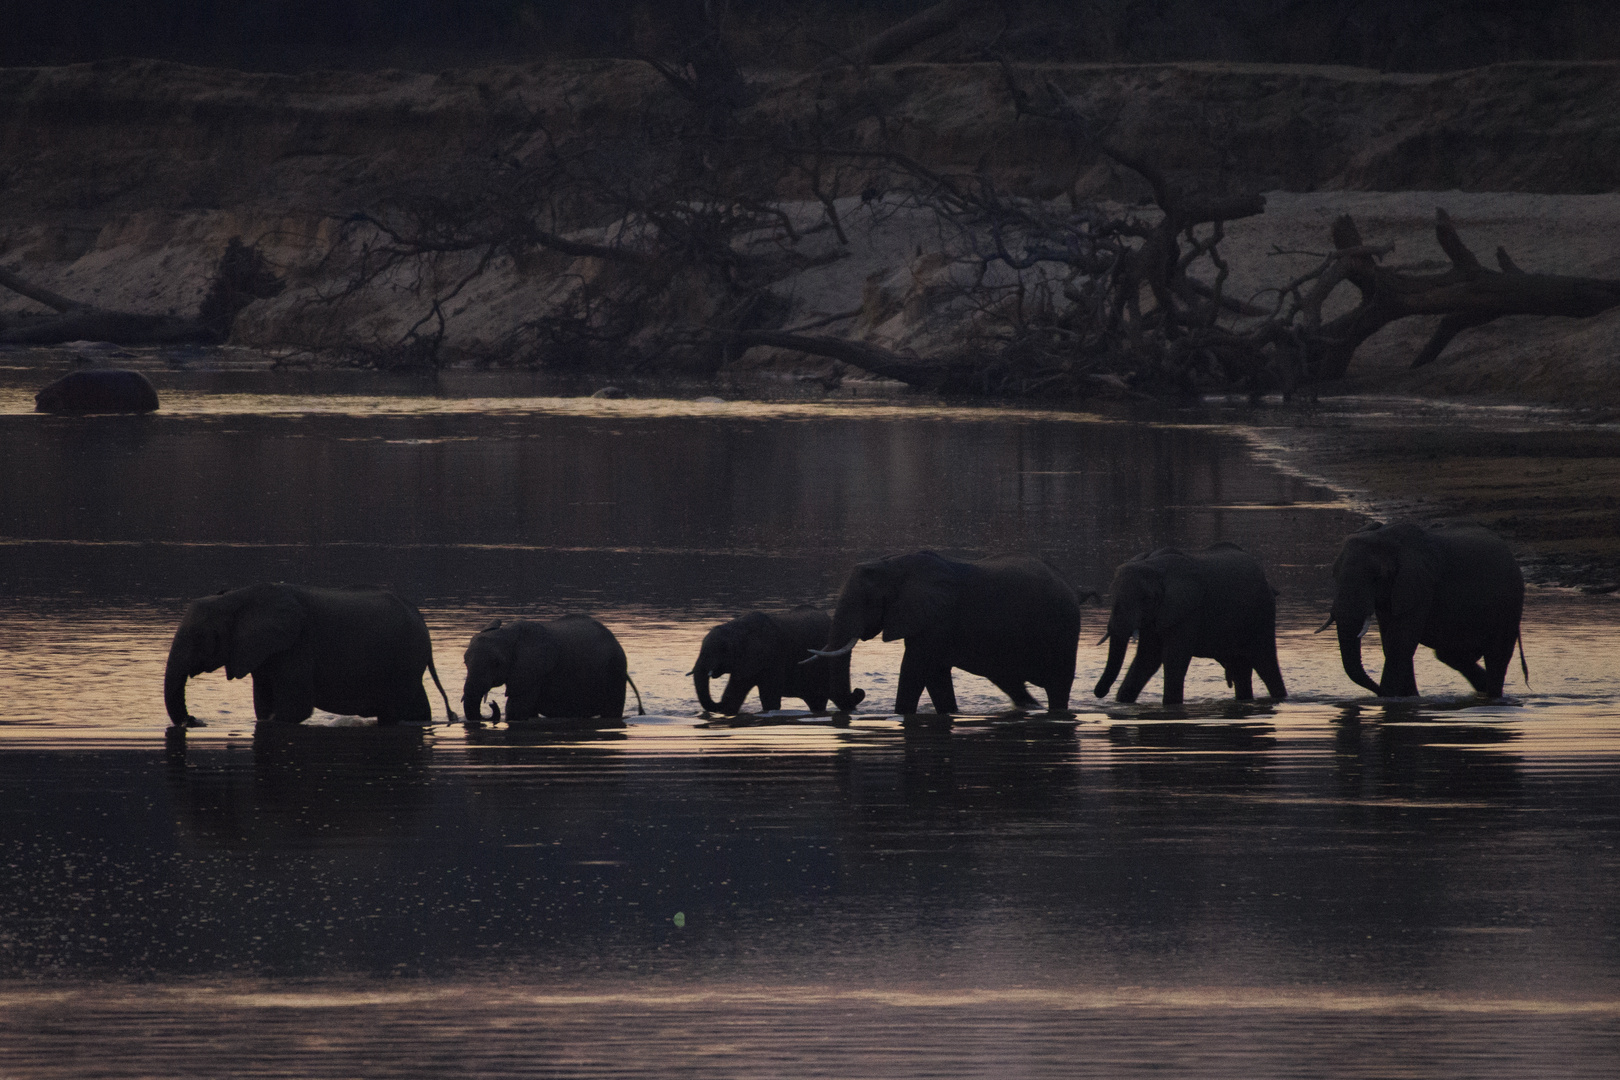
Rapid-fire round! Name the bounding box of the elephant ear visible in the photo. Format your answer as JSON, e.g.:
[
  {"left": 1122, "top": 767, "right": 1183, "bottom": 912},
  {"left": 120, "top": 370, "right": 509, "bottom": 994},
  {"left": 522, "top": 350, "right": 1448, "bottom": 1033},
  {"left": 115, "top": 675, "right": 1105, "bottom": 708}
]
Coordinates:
[
  {"left": 226, "top": 588, "right": 305, "bottom": 680},
  {"left": 1153, "top": 570, "right": 1201, "bottom": 634},
  {"left": 1390, "top": 536, "right": 1440, "bottom": 626},
  {"left": 513, "top": 622, "right": 562, "bottom": 689},
  {"left": 740, "top": 612, "right": 787, "bottom": 668},
  {"left": 882, "top": 571, "right": 956, "bottom": 642}
]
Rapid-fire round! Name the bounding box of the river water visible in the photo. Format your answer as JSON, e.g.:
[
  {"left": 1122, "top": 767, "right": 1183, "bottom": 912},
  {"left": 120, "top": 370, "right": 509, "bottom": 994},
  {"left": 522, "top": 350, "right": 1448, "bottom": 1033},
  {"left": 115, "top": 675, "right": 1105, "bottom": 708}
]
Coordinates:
[{"left": 1, "top": 361, "right": 1617, "bottom": 1078}]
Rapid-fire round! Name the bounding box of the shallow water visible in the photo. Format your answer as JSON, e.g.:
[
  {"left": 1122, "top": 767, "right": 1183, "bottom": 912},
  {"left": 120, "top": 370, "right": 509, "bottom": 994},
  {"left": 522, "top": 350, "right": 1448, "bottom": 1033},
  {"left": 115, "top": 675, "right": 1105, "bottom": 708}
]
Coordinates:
[{"left": 1, "top": 361, "right": 1618, "bottom": 1077}]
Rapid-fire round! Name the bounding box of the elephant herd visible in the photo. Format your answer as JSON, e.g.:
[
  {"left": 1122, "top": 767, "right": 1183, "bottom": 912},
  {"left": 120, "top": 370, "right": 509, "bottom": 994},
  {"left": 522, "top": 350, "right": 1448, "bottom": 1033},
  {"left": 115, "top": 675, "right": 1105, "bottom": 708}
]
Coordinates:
[{"left": 162, "top": 519, "right": 1527, "bottom": 729}]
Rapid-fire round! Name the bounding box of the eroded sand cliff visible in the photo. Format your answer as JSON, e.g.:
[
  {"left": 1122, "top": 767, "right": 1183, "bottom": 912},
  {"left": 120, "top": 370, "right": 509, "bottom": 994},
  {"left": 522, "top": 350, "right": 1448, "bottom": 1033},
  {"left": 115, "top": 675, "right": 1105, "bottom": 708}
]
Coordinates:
[{"left": 2, "top": 58, "right": 1618, "bottom": 403}]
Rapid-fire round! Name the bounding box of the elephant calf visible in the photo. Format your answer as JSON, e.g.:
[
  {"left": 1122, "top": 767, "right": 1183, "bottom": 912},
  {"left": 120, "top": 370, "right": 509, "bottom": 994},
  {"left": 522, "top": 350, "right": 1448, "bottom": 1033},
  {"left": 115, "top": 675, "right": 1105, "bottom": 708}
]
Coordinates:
[
  {"left": 462, "top": 615, "right": 643, "bottom": 723},
  {"left": 1325, "top": 519, "right": 1525, "bottom": 698},
  {"left": 691, "top": 606, "right": 833, "bottom": 714},
  {"left": 1094, "top": 543, "right": 1287, "bottom": 706},
  {"left": 164, "top": 583, "right": 456, "bottom": 727}
]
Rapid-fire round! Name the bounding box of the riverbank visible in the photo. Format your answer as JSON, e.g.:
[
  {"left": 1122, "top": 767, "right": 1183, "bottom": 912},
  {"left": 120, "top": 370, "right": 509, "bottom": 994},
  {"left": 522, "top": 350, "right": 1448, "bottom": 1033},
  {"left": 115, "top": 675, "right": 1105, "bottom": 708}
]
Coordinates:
[
  {"left": 4, "top": 59, "right": 1620, "bottom": 392},
  {"left": 1242, "top": 397, "right": 1620, "bottom": 592}
]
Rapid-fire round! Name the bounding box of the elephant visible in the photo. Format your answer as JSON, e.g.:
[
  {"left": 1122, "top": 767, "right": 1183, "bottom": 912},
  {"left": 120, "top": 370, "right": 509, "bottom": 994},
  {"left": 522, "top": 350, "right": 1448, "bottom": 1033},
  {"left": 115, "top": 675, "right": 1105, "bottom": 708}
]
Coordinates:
[
  {"left": 1323, "top": 520, "right": 1525, "bottom": 698},
  {"left": 461, "top": 615, "right": 643, "bottom": 723},
  {"left": 691, "top": 606, "right": 832, "bottom": 714},
  {"left": 1093, "top": 543, "right": 1287, "bottom": 706},
  {"left": 164, "top": 583, "right": 456, "bottom": 728},
  {"left": 814, "top": 551, "right": 1087, "bottom": 715},
  {"left": 35, "top": 369, "right": 159, "bottom": 413}
]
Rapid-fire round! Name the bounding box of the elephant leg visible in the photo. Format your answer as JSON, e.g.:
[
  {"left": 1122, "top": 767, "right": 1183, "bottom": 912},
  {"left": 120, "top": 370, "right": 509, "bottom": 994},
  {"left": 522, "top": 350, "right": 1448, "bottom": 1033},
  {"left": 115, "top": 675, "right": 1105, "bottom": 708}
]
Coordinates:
[
  {"left": 605, "top": 679, "right": 627, "bottom": 719},
  {"left": 505, "top": 690, "right": 537, "bottom": 723},
  {"left": 1254, "top": 650, "right": 1288, "bottom": 701},
  {"left": 1116, "top": 636, "right": 1164, "bottom": 703},
  {"left": 717, "top": 677, "right": 753, "bottom": 715},
  {"left": 756, "top": 677, "right": 784, "bottom": 712},
  {"left": 990, "top": 677, "right": 1040, "bottom": 709},
  {"left": 895, "top": 650, "right": 929, "bottom": 713},
  {"left": 378, "top": 682, "right": 431, "bottom": 726},
  {"left": 265, "top": 674, "right": 314, "bottom": 724},
  {"left": 1379, "top": 641, "right": 1421, "bottom": 697},
  {"left": 251, "top": 674, "right": 276, "bottom": 723},
  {"left": 1042, "top": 674, "right": 1073, "bottom": 713},
  {"left": 924, "top": 668, "right": 959, "bottom": 715},
  {"left": 1437, "top": 647, "right": 1494, "bottom": 697},
  {"left": 1226, "top": 663, "right": 1255, "bottom": 702},
  {"left": 801, "top": 694, "right": 829, "bottom": 713},
  {"left": 1159, "top": 649, "right": 1192, "bottom": 707}
]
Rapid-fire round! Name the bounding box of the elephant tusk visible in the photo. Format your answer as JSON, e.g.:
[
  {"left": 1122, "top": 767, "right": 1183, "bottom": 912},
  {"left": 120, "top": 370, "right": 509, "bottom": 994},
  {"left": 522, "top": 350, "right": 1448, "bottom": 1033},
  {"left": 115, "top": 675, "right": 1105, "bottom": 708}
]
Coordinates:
[
  {"left": 1359, "top": 616, "right": 1372, "bottom": 639},
  {"left": 1096, "top": 629, "right": 1111, "bottom": 646},
  {"left": 1315, "top": 615, "right": 1335, "bottom": 634},
  {"left": 684, "top": 668, "right": 695, "bottom": 677},
  {"left": 802, "top": 637, "right": 857, "bottom": 663}
]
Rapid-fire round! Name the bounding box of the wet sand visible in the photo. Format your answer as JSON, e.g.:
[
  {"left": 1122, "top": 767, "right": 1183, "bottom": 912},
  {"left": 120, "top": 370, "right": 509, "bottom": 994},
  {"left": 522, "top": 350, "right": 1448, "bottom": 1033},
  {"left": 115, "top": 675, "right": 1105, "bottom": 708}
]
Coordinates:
[{"left": 1247, "top": 399, "right": 1620, "bottom": 591}]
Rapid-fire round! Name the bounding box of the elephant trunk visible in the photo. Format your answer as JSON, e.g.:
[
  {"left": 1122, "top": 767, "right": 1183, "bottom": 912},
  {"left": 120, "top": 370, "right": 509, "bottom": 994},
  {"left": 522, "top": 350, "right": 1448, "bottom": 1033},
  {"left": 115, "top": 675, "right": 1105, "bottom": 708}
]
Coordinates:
[
  {"left": 823, "top": 606, "right": 865, "bottom": 712},
  {"left": 462, "top": 679, "right": 500, "bottom": 724},
  {"left": 1093, "top": 623, "right": 1129, "bottom": 698},
  {"left": 694, "top": 669, "right": 721, "bottom": 713},
  {"left": 1337, "top": 620, "right": 1382, "bottom": 695},
  {"left": 164, "top": 654, "right": 195, "bottom": 728}
]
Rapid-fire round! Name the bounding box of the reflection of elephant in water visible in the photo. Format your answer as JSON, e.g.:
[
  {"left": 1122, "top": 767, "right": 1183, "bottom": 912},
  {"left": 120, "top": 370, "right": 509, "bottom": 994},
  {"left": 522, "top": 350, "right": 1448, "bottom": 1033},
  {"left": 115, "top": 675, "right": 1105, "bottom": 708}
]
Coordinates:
[
  {"left": 692, "top": 607, "right": 831, "bottom": 714},
  {"left": 816, "top": 551, "right": 1086, "bottom": 715},
  {"left": 164, "top": 583, "right": 456, "bottom": 728},
  {"left": 462, "top": 616, "right": 643, "bottom": 723},
  {"left": 35, "top": 369, "right": 159, "bottom": 413},
  {"left": 1094, "top": 543, "right": 1286, "bottom": 706},
  {"left": 1325, "top": 520, "right": 1524, "bottom": 698}
]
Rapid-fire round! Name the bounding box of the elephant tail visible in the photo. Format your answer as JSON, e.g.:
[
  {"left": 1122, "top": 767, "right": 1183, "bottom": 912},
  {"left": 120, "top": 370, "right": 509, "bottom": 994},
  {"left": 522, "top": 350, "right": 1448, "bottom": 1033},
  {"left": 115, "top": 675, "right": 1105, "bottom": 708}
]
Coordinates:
[
  {"left": 626, "top": 674, "right": 645, "bottom": 716},
  {"left": 426, "top": 652, "right": 458, "bottom": 724},
  {"left": 1518, "top": 631, "right": 1530, "bottom": 688}
]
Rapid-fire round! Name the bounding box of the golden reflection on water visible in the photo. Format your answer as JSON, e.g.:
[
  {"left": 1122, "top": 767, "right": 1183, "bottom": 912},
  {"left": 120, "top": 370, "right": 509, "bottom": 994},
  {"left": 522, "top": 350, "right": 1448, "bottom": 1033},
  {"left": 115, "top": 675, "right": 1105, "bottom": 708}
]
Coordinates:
[{"left": 3, "top": 372, "right": 1620, "bottom": 1076}]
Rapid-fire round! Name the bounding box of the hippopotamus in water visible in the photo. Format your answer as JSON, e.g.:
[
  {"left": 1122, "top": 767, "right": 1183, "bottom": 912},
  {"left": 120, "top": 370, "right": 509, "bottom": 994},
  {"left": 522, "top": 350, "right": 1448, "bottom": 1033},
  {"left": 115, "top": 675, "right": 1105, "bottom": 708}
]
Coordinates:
[{"left": 34, "top": 369, "right": 160, "bottom": 413}]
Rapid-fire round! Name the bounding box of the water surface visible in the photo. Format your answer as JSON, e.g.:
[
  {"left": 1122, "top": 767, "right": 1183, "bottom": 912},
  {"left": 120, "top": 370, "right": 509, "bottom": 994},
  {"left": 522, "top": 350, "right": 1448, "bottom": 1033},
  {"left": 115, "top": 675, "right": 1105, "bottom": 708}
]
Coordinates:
[{"left": 1, "top": 361, "right": 1617, "bottom": 1077}]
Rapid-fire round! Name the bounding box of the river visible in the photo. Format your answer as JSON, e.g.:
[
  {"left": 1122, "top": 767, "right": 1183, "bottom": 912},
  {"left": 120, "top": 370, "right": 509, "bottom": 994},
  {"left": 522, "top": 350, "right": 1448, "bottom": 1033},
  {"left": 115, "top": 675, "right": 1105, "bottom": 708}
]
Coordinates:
[{"left": 1, "top": 360, "right": 1616, "bottom": 1078}]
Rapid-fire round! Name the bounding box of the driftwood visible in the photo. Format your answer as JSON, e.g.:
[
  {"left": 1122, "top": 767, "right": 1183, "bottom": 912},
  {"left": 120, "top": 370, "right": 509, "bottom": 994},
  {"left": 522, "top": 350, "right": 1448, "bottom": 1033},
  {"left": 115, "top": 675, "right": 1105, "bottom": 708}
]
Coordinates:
[
  {"left": 0, "top": 237, "right": 281, "bottom": 346},
  {"left": 1312, "top": 208, "right": 1620, "bottom": 378}
]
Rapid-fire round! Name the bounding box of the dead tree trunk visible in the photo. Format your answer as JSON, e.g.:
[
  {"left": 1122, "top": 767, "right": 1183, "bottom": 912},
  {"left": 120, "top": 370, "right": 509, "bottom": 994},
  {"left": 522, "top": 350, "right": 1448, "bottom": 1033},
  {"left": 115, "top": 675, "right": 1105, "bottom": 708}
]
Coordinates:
[
  {"left": 1314, "top": 209, "right": 1620, "bottom": 378},
  {"left": 0, "top": 237, "right": 281, "bottom": 346}
]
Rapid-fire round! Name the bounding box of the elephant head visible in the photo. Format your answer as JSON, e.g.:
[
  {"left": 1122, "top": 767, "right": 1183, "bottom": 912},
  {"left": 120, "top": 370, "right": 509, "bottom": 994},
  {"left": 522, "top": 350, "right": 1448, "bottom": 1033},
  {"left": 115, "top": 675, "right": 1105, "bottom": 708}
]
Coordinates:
[
  {"left": 690, "top": 612, "right": 780, "bottom": 714},
  {"left": 1092, "top": 557, "right": 1198, "bottom": 699},
  {"left": 461, "top": 620, "right": 566, "bottom": 723},
  {"left": 164, "top": 584, "right": 306, "bottom": 728},
  {"left": 1325, "top": 521, "right": 1436, "bottom": 695},
  {"left": 817, "top": 553, "right": 955, "bottom": 711}
]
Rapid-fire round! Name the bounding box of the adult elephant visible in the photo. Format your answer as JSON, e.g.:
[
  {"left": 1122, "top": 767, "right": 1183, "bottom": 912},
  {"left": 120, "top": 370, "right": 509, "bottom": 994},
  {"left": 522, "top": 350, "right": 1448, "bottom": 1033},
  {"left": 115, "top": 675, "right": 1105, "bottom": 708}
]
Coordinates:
[
  {"left": 1324, "top": 520, "right": 1525, "bottom": 698},
  {"left": 462, "top": 615, "right": 643, "bottom": 723},
  {"left": 35, "top": 369, "right": 159, "bottom": 413},
  {"left": 164, "top": 583, "right": 456, "bottom": 728},
  {"left": 691, "top": 606, "right": 832, "bottom": 714},
  {"left": 814, "top": 552, "right": 1086, "bottom": 715},
  {"left": 1093, "top": 543, "right": 1286, "bottom": 706}
]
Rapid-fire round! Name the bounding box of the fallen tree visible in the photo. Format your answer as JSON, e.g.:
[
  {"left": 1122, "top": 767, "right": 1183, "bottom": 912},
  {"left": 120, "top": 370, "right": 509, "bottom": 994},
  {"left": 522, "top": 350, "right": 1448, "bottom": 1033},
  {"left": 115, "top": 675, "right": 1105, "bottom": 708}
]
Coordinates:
[
  {"left": 1311, "top": 208, "right": 1620, "bottom": 378},
  {"left": 286, "top": 9, "right": 1620, "bottom": 397},
  {"left": 0, "top": 237, "right": 282, "bottom": 346}
]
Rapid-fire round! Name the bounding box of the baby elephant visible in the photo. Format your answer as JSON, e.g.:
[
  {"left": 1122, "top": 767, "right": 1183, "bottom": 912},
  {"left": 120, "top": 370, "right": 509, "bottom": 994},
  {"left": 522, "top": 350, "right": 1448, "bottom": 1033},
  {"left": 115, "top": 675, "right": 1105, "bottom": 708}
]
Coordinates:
[
  {"left": 691, "top": 606, "right": 833, "bottom": 714},
  {"left": 462, "top": 615, "right": 642, "bottom": 723},
  {"left": 1094, "top": 542, "right": 1286, "bottom": 706}
]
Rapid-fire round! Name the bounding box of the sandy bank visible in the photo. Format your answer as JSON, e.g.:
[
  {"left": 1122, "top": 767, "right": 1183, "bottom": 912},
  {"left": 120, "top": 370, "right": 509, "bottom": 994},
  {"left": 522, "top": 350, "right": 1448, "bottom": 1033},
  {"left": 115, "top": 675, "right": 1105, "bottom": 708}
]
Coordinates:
[{"left": 0, "top": 59, "right": 1618, "bottom": 397}]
